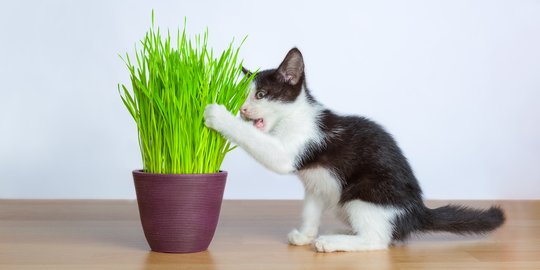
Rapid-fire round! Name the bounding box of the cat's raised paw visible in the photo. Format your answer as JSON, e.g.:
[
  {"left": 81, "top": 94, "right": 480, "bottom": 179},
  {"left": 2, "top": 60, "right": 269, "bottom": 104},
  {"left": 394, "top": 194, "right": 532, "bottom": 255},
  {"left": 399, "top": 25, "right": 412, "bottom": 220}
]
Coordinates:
[
  {"left": 204, "top": 104, "right": 230, "bottom": 131},
  {"left": 288, "top": 229, "right": 315, "bottom": 246}
]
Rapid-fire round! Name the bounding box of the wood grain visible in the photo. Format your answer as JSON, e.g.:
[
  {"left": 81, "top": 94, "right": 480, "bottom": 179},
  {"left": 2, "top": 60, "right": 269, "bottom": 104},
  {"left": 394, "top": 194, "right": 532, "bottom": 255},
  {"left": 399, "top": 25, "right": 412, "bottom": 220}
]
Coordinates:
[{"left": 0, "top": 200, "right": 539, "bottom": 270}]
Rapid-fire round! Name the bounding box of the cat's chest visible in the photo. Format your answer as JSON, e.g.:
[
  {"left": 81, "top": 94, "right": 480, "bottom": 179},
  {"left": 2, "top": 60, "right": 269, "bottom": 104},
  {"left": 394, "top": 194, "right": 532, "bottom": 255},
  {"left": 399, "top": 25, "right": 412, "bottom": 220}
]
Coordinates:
[
  {"left": 270, "top": 117, "right": 323, "bottom": 156},
  {"left": 297, "top": 167, "right": 342, "bottom": 207}
]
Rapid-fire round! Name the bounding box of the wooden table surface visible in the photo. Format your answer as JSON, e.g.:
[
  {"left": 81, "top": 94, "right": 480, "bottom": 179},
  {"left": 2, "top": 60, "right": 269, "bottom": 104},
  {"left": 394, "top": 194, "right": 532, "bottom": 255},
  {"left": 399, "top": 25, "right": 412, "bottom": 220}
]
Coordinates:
[{"left": 1, "top": 200, "right": 539, "bottom": 270}]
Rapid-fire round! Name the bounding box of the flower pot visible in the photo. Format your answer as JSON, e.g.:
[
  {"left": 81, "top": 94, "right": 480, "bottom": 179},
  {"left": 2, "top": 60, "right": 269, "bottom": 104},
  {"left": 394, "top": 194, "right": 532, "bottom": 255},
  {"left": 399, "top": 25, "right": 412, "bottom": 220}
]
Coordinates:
[{"left": 132, "top": 170, "right": 227, "bottom": 253}]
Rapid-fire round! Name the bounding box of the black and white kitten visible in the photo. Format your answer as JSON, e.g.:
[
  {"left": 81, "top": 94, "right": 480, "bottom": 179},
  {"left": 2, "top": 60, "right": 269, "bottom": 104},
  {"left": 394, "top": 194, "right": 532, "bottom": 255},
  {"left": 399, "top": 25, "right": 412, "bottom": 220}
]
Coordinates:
[{"left": 204, "top": 48, "right": 505, "bottom": 252}]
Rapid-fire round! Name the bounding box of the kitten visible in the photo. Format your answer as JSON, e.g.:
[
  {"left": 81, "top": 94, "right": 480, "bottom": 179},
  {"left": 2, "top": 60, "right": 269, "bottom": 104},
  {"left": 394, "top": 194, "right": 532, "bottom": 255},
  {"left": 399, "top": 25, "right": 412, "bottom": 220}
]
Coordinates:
[{"left": 204, "top": 48, "right": 505, "bottom": 252}]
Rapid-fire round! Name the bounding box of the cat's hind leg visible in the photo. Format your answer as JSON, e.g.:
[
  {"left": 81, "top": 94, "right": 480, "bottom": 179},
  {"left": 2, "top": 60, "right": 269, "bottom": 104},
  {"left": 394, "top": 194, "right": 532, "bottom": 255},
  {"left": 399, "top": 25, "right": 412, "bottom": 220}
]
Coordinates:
[{"left": 313, "top": 200, "right": 401, "bottom": 252}]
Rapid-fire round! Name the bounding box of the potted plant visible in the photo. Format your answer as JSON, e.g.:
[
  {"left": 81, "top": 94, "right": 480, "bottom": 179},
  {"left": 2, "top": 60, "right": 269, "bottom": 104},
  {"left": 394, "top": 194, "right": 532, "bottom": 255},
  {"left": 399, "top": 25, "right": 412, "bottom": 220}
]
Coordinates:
[{"left": 118, "top": 15, "right": 254, "bottom": 253}]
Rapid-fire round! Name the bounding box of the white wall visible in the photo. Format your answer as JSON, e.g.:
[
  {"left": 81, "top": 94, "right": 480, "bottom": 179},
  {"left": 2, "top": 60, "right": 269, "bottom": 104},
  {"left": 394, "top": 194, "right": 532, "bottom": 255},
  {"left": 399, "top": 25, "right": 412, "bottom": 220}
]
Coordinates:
[{"left": 1, "top": 0, "right": 539, "bottom": 199}]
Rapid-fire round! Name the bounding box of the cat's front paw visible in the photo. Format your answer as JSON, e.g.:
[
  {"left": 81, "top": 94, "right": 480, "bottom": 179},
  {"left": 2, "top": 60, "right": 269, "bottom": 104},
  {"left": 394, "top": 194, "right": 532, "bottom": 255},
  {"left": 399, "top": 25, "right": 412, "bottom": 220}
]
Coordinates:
[
  {"left": 288, "top": 229, "right": 316, "bottom": 246},
  {"left": 204, "top": 104, "right": 232, "bottom": 132}
]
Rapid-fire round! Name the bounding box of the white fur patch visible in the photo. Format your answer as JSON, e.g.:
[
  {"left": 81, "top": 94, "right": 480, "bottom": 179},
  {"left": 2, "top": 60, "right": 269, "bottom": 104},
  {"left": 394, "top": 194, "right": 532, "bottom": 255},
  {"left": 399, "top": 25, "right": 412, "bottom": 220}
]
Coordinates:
[
  {"left": 208, "top": 84, "right": 324, "bottom": 175},
  {"left": 313, "top": 200, "right": 403, "bottom": 252},
  {"left": 297, "top": 167, "right": 341, "bottom": 208},
  {"left": 204, "top": 84, "right": 323, "bottom": 174}
]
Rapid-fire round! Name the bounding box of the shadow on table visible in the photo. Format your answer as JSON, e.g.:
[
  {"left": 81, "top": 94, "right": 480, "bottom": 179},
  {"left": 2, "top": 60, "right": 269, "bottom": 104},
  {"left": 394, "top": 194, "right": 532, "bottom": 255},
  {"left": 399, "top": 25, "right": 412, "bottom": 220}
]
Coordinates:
[{"left": 143, "top": 250, "right": 216, "bottom": 270}]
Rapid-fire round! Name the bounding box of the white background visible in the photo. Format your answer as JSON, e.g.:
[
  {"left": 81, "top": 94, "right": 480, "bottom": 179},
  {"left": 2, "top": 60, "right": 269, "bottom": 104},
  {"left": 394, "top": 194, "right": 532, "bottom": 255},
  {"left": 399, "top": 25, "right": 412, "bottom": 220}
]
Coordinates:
[{"left": 1, "top": 0, "right": 539, "bottom": 199}]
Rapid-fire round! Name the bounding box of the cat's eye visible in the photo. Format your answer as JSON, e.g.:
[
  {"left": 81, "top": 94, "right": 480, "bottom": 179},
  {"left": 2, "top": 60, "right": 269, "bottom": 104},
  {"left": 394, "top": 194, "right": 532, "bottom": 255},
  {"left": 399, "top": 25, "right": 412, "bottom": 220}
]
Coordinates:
[{"left": 255, "top": 91, "right": 266, "bottom": 100}]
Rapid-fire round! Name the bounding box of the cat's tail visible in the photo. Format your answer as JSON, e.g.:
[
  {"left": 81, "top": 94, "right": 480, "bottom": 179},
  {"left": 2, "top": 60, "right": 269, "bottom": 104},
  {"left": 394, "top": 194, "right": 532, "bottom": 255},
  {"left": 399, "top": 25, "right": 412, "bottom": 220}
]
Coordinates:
[{"left": 421, "top": 204, "right": 505, "bottom": 234}]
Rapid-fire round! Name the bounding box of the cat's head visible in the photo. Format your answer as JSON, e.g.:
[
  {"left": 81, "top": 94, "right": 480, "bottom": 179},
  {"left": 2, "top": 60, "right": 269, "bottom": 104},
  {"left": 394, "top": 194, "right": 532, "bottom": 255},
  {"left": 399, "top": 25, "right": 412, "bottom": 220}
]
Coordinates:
[{"left": 240, "top": 48, "right": 307, "bottom": 132}]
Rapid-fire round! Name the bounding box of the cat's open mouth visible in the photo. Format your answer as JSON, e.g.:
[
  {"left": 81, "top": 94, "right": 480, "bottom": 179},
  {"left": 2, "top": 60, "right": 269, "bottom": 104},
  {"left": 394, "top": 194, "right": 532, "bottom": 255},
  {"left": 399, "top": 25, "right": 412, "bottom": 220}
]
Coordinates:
[
  {"left": 242, "top": 115, "right": 265, "bottom": 130},
  {"left": 253, "top": 118, "right": 264, "bottom": 129},
  {"left": 240, "top": 112, "right": 265, "bottom": 130}
]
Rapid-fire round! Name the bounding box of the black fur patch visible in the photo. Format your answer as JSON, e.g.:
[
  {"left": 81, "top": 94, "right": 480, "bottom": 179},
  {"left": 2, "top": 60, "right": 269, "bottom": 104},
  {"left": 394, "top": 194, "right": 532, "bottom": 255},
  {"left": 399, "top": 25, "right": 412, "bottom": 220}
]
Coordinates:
[
  {"left": 297, "top": 110, "right": 424, "bottom": 207},
  {"left": 253, "top": 69, "right": 303, "bottom": 102},
  {"left": 250, "top": 48, "right": 305, "bottom": 103}
]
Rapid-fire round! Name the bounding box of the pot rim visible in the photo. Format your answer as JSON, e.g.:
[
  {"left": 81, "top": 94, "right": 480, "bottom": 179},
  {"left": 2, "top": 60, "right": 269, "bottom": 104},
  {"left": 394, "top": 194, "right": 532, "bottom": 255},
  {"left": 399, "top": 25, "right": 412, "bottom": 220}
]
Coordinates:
[{"left": 132, "top": 169, "right": 227, "bottom": 178}]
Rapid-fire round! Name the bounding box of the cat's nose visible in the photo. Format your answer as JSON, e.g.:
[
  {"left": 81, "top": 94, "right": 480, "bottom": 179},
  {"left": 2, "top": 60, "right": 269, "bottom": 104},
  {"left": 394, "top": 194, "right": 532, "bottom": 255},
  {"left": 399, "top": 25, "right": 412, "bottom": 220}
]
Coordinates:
[
  {"left": 240, "top": 106, "right": 249, "bottom": 119},
  {"left": 240, "top": 107, "right": 249, "bottom": 120}
]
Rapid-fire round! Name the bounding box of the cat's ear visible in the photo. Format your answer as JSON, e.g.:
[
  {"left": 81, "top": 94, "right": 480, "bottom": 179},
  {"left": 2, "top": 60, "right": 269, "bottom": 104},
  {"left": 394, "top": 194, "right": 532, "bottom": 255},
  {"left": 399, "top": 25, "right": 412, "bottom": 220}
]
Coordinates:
[
  {"left": 241, "top": 66, "right": 253, "bottom": 77},
  {"left": 276, "top": 48, "right": 304, "bottom": 85}
]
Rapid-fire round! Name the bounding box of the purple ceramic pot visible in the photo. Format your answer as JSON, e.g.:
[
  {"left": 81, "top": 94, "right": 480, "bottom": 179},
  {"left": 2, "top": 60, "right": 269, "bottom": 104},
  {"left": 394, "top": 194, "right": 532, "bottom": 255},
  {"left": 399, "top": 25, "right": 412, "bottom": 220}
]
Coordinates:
[{"left": 132, "top": 170, "right": 227, "bottom": 253}]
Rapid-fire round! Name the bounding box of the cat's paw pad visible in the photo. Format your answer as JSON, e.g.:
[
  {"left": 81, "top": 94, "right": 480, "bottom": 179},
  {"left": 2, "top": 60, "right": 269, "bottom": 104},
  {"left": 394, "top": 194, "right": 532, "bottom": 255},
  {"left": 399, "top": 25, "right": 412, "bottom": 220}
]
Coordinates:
[
  {"left": 313, "top": 235, "right": 339, "bottom": 253},
  {"left": 204, "top": 104, "right": 230, "bottom": 131},
  {"left": 288, "top": 229, "right": 315, "bottom": 246}
]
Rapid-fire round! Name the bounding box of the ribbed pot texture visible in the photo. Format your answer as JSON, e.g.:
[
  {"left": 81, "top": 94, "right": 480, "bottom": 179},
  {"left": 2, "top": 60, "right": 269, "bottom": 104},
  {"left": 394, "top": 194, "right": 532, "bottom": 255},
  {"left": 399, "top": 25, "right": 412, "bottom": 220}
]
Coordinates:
[{"left": 133, "top": 170, "right": 227, "bottom": 253}]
